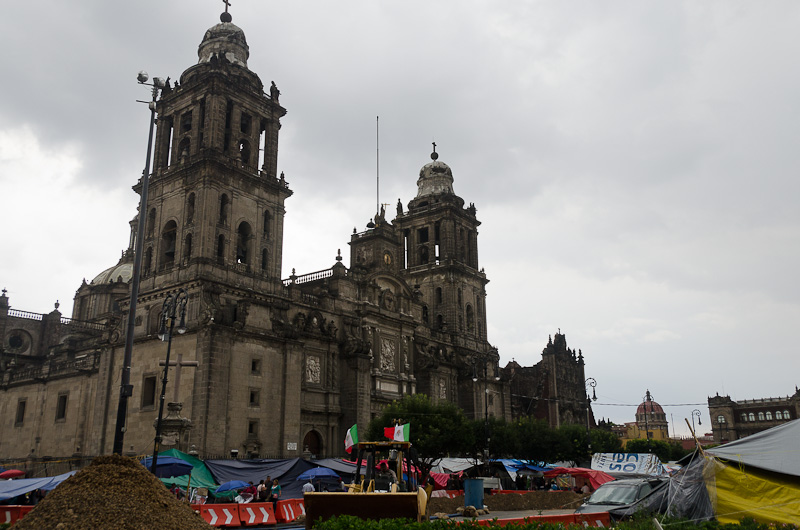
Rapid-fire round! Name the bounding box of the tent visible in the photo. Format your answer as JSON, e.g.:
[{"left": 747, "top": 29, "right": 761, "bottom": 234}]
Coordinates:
[
  {"left": 0, "top": 471, "right": 77, "bottom": 502},
  {"left": 204, "top": 457, "right": 318, "bottom": 499},
  {"left": 154, "top": 449, "right": 219, "bottom": 491},
  {"left": 700, "top": 419, "right": 800, "bottom": 524},
  {"left": 543, "top": 467, "right": 615, "bottom": 490}
]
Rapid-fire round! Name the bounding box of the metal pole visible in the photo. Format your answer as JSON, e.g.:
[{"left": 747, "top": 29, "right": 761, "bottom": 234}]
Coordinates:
[
  {"left": 484, "top": 364, "right": 489, "bottom": 462},
  {"left": 151, "top": 289, "right": 187, "bottom": 474},
  {"left": 113, "top": 83, "right": 159, "bottom": 455},
  {"left": 151, "top": 305, "right": 175, "bottom": 473},
  {"left": 584, "top": 378, "right": 597, "bottom": 463},
  {"left": 643, "top": 390, "right": 651, "bottom": 452}
]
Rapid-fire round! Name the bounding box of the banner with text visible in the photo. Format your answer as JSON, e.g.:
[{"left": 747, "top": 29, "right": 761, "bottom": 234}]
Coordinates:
[{"left": 591, "top": 453, "right": 665, "bottom": 475}]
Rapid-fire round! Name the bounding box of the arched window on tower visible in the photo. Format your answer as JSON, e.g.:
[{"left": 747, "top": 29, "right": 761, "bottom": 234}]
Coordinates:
[
  {"left": 435, "top": 287, "right": 443, "bottom": 305},
  {"left": 436, "top": 314, "right": 444, "bottom": 330},
  {"left": 147, "top": 208, "right": 156, "bottom": 238},
  {"left": 466, "top": 305, "right": 475, "bottom": 334},
  {"left": 422, "top": 305, "right": 429, "bottom": 324},
  {"left": 144, "top": 247, "right": 153, "bottom": 275},
  {"left": 219, "top": 194, "right": 229, "bottom": 226},
  {"left": 236, "top": 222, "right": 252, "bottom": 265},
  {"left": 186, "top": 193, "right": 195, "bottom": 224},
  {"left": 160, "top": 220, "right": 177, "bottom": 269},
  {"left": 263, "top": 210, "right": 271, "bottom": 239},
  {"left": 184, "top": 233, "right": 193, "bottom": 261},
  {"left": 217, "top": 234, "right": 225, "bottom": 263},
  {"left": 178, "top": 137, "right": 190, "bottom": 163},
  {"left": 238, "top": 139, "right": 251, "bottom": 167},
  {"left": 419, "top": 246, "right": 429, "bottom": 264},
  {"left": 261, "top": 248, "right": 268, "bottom": 272}
]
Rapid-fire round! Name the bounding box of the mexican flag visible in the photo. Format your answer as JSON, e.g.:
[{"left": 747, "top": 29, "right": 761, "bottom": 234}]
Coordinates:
[
  {"left": 384, "top": 423, "right": 410, "bottom": 442},
  {"left": 344, "top": 424, "right": 358, "bottom": 453}
]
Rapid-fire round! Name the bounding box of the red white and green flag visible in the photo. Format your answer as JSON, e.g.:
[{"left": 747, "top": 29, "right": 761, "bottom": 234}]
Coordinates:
[
  {"left": 344, "top": 424, "right": 358, "bottom": 453},
  {"left": 384, "top": 423, "right": 410, "bottom": 442}
]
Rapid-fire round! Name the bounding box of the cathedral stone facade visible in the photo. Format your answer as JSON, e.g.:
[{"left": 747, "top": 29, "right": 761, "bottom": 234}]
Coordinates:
[
  {"left": 0, "top": 12, "right": 593, "bottom": 463},
  {"left": 0, "top": 13, "right": 512, "bottom": 461}
]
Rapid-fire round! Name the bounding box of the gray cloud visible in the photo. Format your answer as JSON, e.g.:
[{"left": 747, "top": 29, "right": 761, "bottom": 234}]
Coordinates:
[{"left": 2, "top": 0, "right": 798, "bottom": 435}]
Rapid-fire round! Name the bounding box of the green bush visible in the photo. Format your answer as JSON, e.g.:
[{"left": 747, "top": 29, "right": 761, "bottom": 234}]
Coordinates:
[{"left": 313, "top": 514, "right": 799, "bottom": 530}]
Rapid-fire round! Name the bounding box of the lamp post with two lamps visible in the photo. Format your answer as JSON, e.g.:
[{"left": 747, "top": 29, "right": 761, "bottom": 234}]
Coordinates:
[
  {"left": 691, "top": 409, "right": 702, "bottom": 436},
  {"left": 584, "top": 378, "right": 598, "bottom": 462},
  {"left": 112, "top": 72, "right": 167, "bottom": 456},
  {"left": 150, "top": 288, "right": 188, "bottom": 474},
  {"left": 472, "top": 349, "right": 501, "bottom": 465}
]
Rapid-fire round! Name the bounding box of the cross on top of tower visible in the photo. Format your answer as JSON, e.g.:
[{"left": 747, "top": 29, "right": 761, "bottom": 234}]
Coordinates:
[
  {"left": 220, "top": 0, "right": 232, "bottom": 22},
  {"left": 431, "top": 141, "right": 439, "bottom": 160}
]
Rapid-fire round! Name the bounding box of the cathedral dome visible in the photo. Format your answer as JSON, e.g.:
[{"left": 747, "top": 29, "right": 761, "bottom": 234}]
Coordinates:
[
  {"left": 197, "top": 14, "right": 249, "bottom": 68},
  {"left": 90, "top": 253, "right": 134, "bottom": 285},
  {"left": 416, "top": 149, "right": 455, "bottom": 198},
  {"left": 637, "top": 390, "right": 665, "bottom": 415}
]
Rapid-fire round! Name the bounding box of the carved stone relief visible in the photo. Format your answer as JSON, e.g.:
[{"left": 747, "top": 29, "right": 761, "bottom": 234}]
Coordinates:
[
  {"left": 380, "top": 337, "right": 396, "bottom": 372},
  {"left": 306, "top": 355, "right": 321, "bottom": 384}
]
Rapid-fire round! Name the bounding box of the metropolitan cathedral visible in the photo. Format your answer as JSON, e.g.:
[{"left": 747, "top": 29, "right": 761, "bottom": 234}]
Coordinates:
[{"left": 0, "top": 10, "right": 590, "bottom": 461}]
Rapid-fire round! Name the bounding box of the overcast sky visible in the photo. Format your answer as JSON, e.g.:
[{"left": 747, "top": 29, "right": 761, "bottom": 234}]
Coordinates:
[{"left": 2, "top": 1, "right": 798, "bottom": 438}]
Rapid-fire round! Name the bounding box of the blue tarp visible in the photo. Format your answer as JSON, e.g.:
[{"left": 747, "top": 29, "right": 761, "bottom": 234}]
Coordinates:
[
  {"left": 0, "top": 471, "right": 77, "bottom": 501},
  {"left": 495, "top": 459, "right": 551, "bottom": 480}
]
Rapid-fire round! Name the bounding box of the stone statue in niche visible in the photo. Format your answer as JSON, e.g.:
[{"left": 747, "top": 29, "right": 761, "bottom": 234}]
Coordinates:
[
  {"left": 306, "top": 356, "right": 321, "bottom": 384},
  {"left": 439, "top": 378, "right": 447, "bottom": 399},
  {"left": 380, "top": 338, "right": 396, "bottom": 372}
]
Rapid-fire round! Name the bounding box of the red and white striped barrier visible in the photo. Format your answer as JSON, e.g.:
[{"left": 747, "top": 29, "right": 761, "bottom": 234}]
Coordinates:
[
  {"left": 275, "top": 499, "right": 297, "bottom": 522},
  {"left": 238, "top": 502, "right": 275, "bottom": 526},
  {"left": 201, "top": 504, "right": 241, "bottom": 526}
]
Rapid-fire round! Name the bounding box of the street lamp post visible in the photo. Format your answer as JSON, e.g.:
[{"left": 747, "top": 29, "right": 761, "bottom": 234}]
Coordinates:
[
  {"left": 150, "top": 289, "right": 188, "bottom": 473},
  {"left": 691, "top": 409, "right": 702, "bottom": 437},
  {"left": 584, "top": 378, "right": 597, "bottom": 462},
  {"left": 472, "top": 349, "right": 500, "bottom": 466},
  {"left": 642, "top": 390, "right": 654, "bottom": 452},
  {"left": 113, "top": 72, "right": 166, "bottom": 455}
]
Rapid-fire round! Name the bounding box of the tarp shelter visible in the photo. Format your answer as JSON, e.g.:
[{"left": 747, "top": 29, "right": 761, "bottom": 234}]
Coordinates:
[
  {"left": 205, "top": 457, "right": 317, "bottom": 499},
  {"left": 497, "top": 459, "right": 550, "bottom": 481},
  {"left": 543, "top": 467, "right": 615, "bottom": 490},
  {"left": 430, "top": 458, "right": 479, "bottom": 474},
  {"left": 154, "top": 449, "right": 219, "bottom": 492},
  {"left": 701, "top": 419, "right": 800, "bottom": 524},
  {"left": 0, "top": 471, "right": 77, "bottom": 501}
]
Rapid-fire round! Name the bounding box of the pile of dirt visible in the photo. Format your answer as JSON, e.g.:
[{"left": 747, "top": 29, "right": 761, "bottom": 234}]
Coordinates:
[
  {"left": 428, "top": 491, "right": 587, "bottom": 515},
  {"left": 14, "top": 454, "right": 212, "bottom": 530}
]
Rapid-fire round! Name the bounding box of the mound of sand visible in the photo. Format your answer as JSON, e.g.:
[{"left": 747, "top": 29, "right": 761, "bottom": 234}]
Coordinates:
[{"left": 14, "top": 454, "right": 212, "bottom": 530}]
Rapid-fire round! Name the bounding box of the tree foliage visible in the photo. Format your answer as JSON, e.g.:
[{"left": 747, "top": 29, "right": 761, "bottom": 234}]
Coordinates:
[
  {"left": 366, "top": 394, "right": 474, "bottom": 460},
  {"left": 624, "top": 438, "right": 690, "bottom": 462}
]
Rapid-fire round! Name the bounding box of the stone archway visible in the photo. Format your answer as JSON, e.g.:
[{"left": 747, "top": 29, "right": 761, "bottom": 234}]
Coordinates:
[{"left": 303, "top": 430, "right": 323, "bottom": 458}]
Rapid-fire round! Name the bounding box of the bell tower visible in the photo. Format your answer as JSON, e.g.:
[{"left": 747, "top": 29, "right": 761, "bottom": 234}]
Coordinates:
[
  {"left": 393, "top": 146, "right": 489, "bottom": 339},
  {"left": 137, "top": 10, "right": 291, "bottom": 293}
]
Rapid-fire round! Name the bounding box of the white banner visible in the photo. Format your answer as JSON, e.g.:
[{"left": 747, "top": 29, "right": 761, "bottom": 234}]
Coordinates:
[{"left": 591, "top": 453, "right": 665, "bottom": 475}]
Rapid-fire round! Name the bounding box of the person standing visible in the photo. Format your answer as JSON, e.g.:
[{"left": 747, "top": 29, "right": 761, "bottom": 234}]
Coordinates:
[
  {"left": 270, "top": 478, "right": 282, "bottom": 510},
  {"left": 302, "top": 479, "right": 315, "bottom": 493}
]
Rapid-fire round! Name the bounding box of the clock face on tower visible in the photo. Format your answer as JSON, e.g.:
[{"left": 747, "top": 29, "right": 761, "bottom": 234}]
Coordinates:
[{"left": 383, "top": 251, "right": 392, "bottom": 266}]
